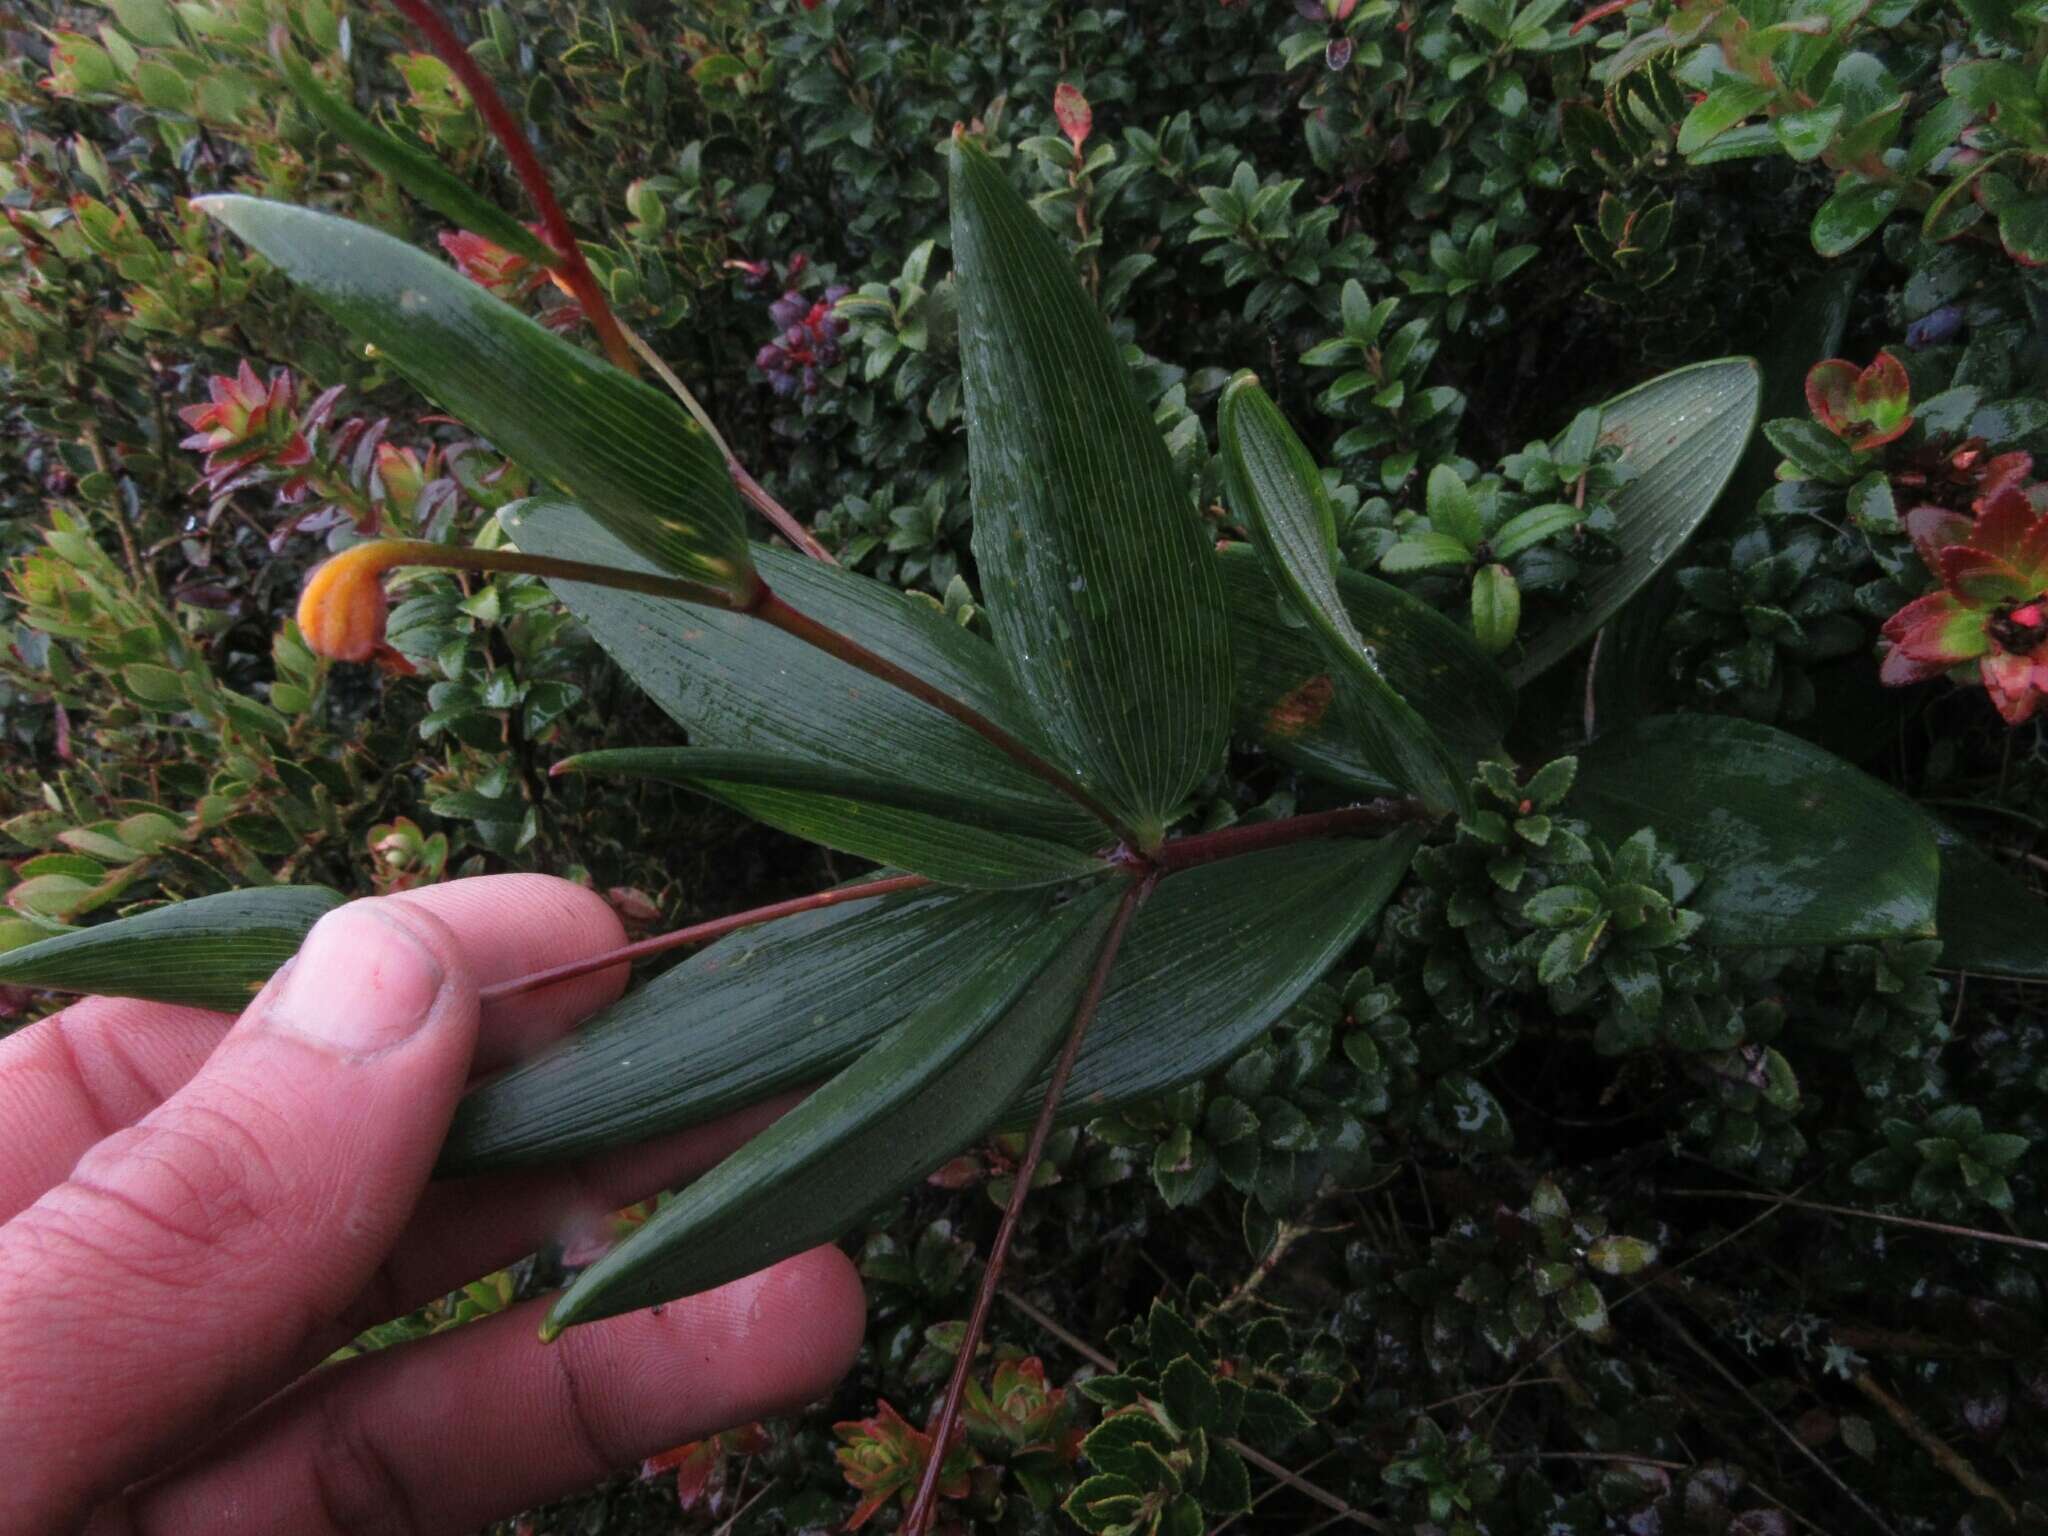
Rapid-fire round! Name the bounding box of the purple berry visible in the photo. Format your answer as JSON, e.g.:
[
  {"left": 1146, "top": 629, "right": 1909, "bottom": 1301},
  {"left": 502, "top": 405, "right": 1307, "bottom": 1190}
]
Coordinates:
[
  {"left": 769, "top": 292, "right": 807, "bottom": 329},
  {"left": 1906, "top": 305, "right": 1965, "bottom": 349}
]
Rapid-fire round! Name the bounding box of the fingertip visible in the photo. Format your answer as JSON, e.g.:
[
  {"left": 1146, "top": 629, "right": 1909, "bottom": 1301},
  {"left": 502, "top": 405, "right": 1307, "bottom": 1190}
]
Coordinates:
[{"left": 726, "top": 1244, "right": 868, "bottom": 1405}]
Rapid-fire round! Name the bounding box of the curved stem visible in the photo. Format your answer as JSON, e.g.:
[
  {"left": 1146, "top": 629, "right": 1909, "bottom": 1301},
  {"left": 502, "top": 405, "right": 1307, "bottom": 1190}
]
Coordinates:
[
  {"left": 389, "top": 0, "right": 638, "bottom": 375},
  {"left": 902, "top": 873, "right": 1153, "bottom": 1536},
  {"left": 1155, "top": 800, "right": 1431, "bottom": 871},
  {"left": 377, "top": 540, "right": 740, "bottom": 608},
  {"left": 477, "top": 873, "right": 931, "bottom": 1005},
  {"left": 753, "top": 590, "right": 1130, "bottom": 841}
]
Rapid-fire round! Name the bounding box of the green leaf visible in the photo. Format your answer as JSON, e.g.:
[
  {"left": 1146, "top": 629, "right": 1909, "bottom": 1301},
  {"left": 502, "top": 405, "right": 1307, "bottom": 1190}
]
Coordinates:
[
  {"left": 0, "top": 886, "right": 344, "bottom": 1011},
  {"left": 1676, "top": 81, "right": 1775, "bottom": 156},
  {"left": 1426, "top": 463, "right": 1484, "bottom": 549},
  {"left": 196, "top": 197, "right": 753, "bottom": 598},
  {"left": 1574, "top": 716, "right": 1939, "bottom": 946},
  {"left": 1929, "top": 820, "right": 2048, "bottom": 979},
  {"left": 1510, "top": 359, "right": 1761, "bottom": 685},
  {"left": 1470, "top": 564, "right": 1520, "bottom": 655},
  {"left": 1219, "top": 375, "right": 1471, "bottom": 815},
  {"left": 1221, "top": 546, "right": 1513, "bottom": 798},
  {"left": 1492, "top": 501, "right": 1581, "bottom": 559},
  {"left": 950, "top": 139, "right": 1232, "bottom": 849},
  {"left": 553, "top": 746, "right": 1087, "bottom": 841},
  {"left": 542, "top": 883, "right": 1128, "bottom": 1331},
  {"left": 271, "top": 35, "right": 556, "bottom": 271},
  {"left": 501, "top": 499, "right": 1106, "bottom": 887},
  {"left": 443, "top": 835, "right": 1416, "bottom": 1172},
  {"left": 1812, "top": 179, "right": 1902, "bottom": 258},
  {"left": 1381, "top": 532, "right": 1476, "bottom": 572}
]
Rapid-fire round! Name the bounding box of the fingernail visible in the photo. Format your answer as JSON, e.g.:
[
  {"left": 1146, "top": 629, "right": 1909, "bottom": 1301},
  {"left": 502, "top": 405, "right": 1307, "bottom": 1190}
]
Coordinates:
[{"left": 268, "top": 905, "right": 445, "bottom": 1054}]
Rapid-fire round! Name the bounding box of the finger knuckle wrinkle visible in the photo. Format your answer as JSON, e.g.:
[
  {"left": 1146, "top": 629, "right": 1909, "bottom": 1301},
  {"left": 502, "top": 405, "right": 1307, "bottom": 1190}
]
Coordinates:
[
  {"left": 63, "top": 1108, "right": 291, "bottom": 1260},
  {"left": 554, "top": 1325, "right": 635, "bottom": 1478},
  {"left": 309, "top": 1390, "right": 425, "bottom": 1536}
]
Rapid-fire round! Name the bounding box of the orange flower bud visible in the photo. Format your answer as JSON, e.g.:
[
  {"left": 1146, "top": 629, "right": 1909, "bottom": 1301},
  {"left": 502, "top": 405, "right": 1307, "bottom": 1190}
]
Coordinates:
[{"left": 296, "top": 541, "right": 419, "bottom": 663}]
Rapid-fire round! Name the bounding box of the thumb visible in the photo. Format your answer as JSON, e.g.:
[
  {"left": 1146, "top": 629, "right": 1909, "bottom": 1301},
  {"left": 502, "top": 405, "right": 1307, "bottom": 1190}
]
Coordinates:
[{"left": 0, "top": 898, "right": 478, "bottom": 1527}]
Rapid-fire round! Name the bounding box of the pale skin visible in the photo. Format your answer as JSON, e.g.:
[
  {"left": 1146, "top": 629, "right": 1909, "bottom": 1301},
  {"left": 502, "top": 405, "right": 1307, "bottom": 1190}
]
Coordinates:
[{"left": 0, "top": 874, "right": 867, "bottom": 1535}]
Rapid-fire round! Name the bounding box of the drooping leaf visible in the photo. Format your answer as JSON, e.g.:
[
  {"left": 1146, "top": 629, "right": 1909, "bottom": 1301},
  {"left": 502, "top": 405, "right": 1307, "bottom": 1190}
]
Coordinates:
[
  {"left": 1930, "top": 820, "right": 2048, "bottom": 978},
  {"left": 1219, "top": 373, "right": 1470, "bottom": 816},
  {"left": 554, "top": 747, "right": 1096, "bottom": 839},
  {"left": 196, "top": 197, "right": 752, "bottom": 598},
  {"left": 1574, "top": 715, "right": 1938, "bottom": 946},
  {"left": 441, "top": 882, "right": 1055, "bottom": 1173},
  {"left": 503, "top": 498, "right": 1108, "bottom": 887},
  {"left": 442, "top": 834, "right": 1415, "bottom": 1173},
  {"left": 1510, "top": 358, "right": 1761, "bottom": 685},
  {"left": 0, "top": 885, "right": 345, "bottom": 1011},
  {"left": 950, "top": 139, "right": 1232, "bottom": 849},
  {"left": 1219, "top": 547, "right": 1513, "bottom": 797},
  {"left": 270, "top": 34, "right": 555, "bottom": 271},
  {"left": 541, "top": 882, "right": 1128, "bottom": 1331}
]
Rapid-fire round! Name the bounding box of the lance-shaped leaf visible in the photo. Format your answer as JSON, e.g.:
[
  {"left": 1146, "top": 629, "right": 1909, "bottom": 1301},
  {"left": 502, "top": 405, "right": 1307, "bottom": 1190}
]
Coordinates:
[
  {"left": 0, "top": 886, "right": 344, "bottom": 1011},
  {"left": 1220, "top": 373, "right": 1471, "bottom": 817},
  {"left": 271, "top": 35, "right": 555, "bottom": 272},
  {"left": 196, "top": 197, "right": 753, "bottom": 599},
  {"left": 443, "top": 834, "right": 1414, "bottom": 1173},
  {"left": 951, "top": 139, "right": 1232, "bottom": 849},
  {"left": 541, "top": 882, "right": 1128, "bottom": 1332},
  {"left": 1930, "top": 821, "right": 2048, "bottom": 979},
  {"left": 1573, "top": 715, "right": 1937, "bottom": 946},
  {"left": 504, "top": 499, "right": 1108, "bottom": 887},
  {"left": 1510, "top": 358, "right": 1761, "bottom": 685},
  {"left": 1219, "top": 547, "right": 1512, "bottom": 798}
]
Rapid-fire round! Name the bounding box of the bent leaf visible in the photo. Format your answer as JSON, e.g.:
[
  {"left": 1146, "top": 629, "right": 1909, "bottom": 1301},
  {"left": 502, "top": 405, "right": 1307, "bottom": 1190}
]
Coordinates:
[
  {"left": 440, "top": 883, "right": 1054, "bottom": 1174},
  {"left": 1510, "top": 358, "right": 1761, "bottom": 685},
  {"left": 1220, "top": 374, "right": 1470, "bottom": 817},
  {"left": 1574, "top": 715, "right": 1938, "bottom": 946},
  {"left": 504, "top": 499, "right": 1107, "bottom": 887},
  {"left": 542, "top": 882, "right": 1127, "bottom": 1331},
  {"left": 951, "top": 139, "right": 1232, "bottom": 849},
  {"left": 1220, "top": 547, "right": 1513, "bottom": 797},
  {"left": 0, "top": 885, "right": 345, "bottom": 1011},
  {"left": 1930, "top": 821, "right": 2048, "bottom": 978},
  {"left": 442, "top": 834, "right": 1416, "bottom": 1174},
  {"left": 197, "top": 197, "right": 752, "bottom": 598}
]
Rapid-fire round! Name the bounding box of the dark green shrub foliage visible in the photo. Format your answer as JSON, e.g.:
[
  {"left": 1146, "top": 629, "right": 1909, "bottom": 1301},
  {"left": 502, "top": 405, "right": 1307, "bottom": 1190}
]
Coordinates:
[{"left": 7, "top": 0, "right": 2048, "bottom": 1532}]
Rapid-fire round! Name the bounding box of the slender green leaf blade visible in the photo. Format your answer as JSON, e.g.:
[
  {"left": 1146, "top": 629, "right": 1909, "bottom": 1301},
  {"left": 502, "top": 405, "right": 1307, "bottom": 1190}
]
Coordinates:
[
  {"left": 441, "top": 883, "right": 1057, "bottom": 1174},
  {"left": 504, "top": 498, "right": 1107, "bottom": 886},
  {"left": 271, "top": 37, "right": 555, "bottom": 269},
  {"left": 1219, "top": 546, "right": 1512, "bottom": 798},
  {"left": 0, "top": 886, "right": 344, "bottom": 1011},
  {"left": 442, "top": 835, "right": 1415, "bottom": 1175},
  {"left": 1220, "top": 375, "right": 1471, "bottom": 816},
  {"left": 1931, "top": 821, "right": 2048, "bottom": 978},
  {"left": 543, "top": 882, "right": 1126, "bottom": 1330},
  {"left": 196, "top": 197, "right": 752, "bottom": 597},
  {"left": 1510, "top": 358, "right": 1761, "bottom": 685},
  {"left": 951, "top": 139, "right": 1232, "bottom": 847},
  {"left": 1574, "top": 715, "right": 1938, "bottom": 946}
]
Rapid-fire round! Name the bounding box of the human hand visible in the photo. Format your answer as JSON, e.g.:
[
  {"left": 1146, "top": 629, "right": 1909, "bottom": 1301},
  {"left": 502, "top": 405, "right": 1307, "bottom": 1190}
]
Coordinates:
[{"left": 0, "top": 875, "right": 866, "bottom": 1535}]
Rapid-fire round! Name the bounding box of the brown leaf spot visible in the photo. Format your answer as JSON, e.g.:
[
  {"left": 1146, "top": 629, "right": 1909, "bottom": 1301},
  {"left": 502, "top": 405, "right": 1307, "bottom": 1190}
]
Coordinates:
[{"left": 1267, "top": 674, "right": 1335, "bottom": 737}]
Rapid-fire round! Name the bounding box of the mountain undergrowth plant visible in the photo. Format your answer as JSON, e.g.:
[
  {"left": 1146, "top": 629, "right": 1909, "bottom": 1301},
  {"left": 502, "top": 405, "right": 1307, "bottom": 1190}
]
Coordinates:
[{"left": 7, "top": 4, "right": 2048, "bottom": 1534}]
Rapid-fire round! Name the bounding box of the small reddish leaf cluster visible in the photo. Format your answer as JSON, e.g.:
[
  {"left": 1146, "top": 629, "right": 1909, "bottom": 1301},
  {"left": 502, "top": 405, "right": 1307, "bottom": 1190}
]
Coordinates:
[
  {"left": 438, "top": 225, "right": 585, "bottom": 333},
  {"left": 1054, "top": 83, "right": 1092, "bottom": 151},
  {"left": 1881, "top": 453, "right": 2048, "bottom": 722},
  {"left": 832, "top": 1399, "right": 974, "bottom": 1529},
  {"left": 641, "top": 1422, "right": 770, "bottom": 1515},
  {"left": 1805, "top": 353, "right": 1913, "bottom": 452},
  {"left": 178, "top": 361, "right": 311, "bottom": 475}
]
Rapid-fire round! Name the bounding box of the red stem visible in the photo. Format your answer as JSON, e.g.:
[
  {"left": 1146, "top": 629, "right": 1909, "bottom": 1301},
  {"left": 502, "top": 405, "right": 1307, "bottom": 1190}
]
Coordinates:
[
  {"left": 753, "top": 589, "right": 1129, "bottom": 841},
  {"left": 476, "top": 873, "right": 929, "bottom": 1005},
  {"left": 1155, "top": 800, "right": 1429, "bottom": 872},
  {"left": 732, "top": 461, "right": 836, "bottom": 564},
  {"left": 901, "top": 873, "right": 1153, "bottom": 1536},
  {"left": 389, "top": 0, "right": 638, "bottom": 376}
]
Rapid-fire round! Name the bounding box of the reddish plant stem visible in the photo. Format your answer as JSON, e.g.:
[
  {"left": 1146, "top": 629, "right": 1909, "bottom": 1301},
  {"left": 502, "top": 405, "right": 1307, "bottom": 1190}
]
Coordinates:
[
  {"left": 902, "top": 873, "right": 1154, "bottom": 1536},
  {"left": 1155, "top": 800, "right": 1429, "bottom": 871},
  {"left": 389, "top": 0, "right": 638, "bottom": 376},
  {"left": 732, "top": 460, "right": 836, "bottom": 564},
  {"left": 753, "top": 589, "right": 1129, "bottom": 841},
  {"left": 477, "top": 873, "right": 930, "bottom": 1005}
]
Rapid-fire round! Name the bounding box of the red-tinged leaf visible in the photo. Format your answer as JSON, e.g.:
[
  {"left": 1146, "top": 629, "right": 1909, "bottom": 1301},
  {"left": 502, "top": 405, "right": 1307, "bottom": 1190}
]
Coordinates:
[
  {"left": 1054, "top": 82, "right": 1092, "bottom": 150},
  {"left": 1804, "top": 359, "right": 1858, "bottom": 434},
  {"left": 1906, "top": 505, "right": 1973, "bottom": 575},
  {"left": 1937, "top": 543, "right": 2033, "bottom": 604},
  {"left": 1881, "top": 592, "right": 1988, "bottom": 676},
  {"left": 1982, "top": 645, "right": 2048, "bottom": 723}
]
